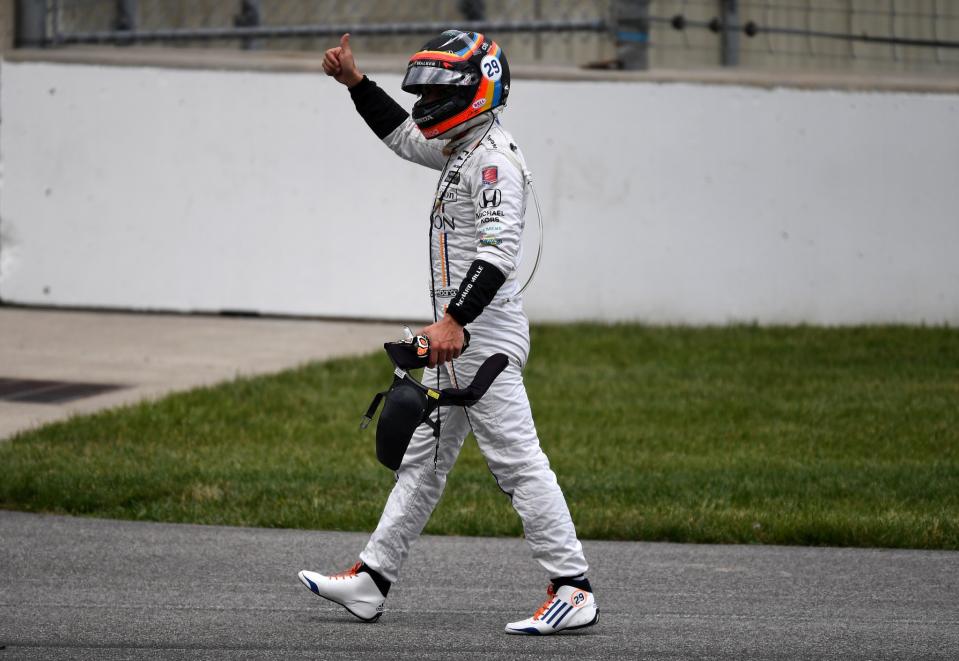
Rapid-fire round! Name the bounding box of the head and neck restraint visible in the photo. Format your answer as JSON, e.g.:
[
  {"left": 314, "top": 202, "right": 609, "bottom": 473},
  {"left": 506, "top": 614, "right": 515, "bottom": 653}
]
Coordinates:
[{"left": 361, "top": 329, "right": 509, "bottom": 471}]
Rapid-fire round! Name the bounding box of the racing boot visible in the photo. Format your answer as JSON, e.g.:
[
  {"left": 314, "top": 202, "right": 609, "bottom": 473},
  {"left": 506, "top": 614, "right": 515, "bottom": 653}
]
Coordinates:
[
  {"left": 297, "top": 561, "right": 389, "bottom": 622},
  {"left": 504, "top": 579, "right": 599, "bottom": 635}
]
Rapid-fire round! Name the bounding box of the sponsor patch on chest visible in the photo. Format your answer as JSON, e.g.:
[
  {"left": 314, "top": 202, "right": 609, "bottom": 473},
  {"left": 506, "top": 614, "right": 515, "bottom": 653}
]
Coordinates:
[{"left": 481, "top": 166, "right": 498, "bottom": 186}]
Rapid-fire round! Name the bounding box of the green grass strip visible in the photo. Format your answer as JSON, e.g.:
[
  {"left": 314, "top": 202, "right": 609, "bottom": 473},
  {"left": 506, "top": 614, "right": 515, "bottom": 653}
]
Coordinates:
[{"left": 1, "top": 324, "right": 957, "bottom": 549}]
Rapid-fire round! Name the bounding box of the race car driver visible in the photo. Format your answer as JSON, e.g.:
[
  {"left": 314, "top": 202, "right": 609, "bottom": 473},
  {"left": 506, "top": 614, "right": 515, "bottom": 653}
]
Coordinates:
[{"left": 298, "top": 30, "right": 599, "bottom": 635}]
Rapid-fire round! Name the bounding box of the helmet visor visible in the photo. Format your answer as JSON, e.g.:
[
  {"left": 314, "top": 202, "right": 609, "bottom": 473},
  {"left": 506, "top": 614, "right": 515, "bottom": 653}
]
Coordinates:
[{"left": 402, "top": 64, "right": 476, "bottom": 92}]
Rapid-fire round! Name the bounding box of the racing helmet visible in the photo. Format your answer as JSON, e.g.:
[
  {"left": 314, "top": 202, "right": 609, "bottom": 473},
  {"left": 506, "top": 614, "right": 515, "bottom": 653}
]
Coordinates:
[{"left": 401, "top": 30, "right": 510, "bottom": 139}]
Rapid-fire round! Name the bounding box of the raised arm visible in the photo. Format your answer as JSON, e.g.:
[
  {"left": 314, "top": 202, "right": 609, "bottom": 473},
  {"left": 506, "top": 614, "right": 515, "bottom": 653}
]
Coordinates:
[{"left": 322, "top": 34, "right": 446, "bottom": 170}]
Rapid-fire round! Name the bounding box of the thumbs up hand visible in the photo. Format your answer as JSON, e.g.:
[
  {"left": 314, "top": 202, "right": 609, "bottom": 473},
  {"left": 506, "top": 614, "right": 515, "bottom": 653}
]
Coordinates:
[{"left": 322, "top": 33, "right": 364, "bottom": 87}]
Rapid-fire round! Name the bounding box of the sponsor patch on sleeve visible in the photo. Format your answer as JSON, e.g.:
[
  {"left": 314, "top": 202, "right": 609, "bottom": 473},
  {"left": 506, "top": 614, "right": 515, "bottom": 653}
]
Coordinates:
[
  {"left": 480, "top": 188, "right": 501, "bottom": 208},
  {"left": 481, "top": 166, "right": 498, "bottom": 186}
]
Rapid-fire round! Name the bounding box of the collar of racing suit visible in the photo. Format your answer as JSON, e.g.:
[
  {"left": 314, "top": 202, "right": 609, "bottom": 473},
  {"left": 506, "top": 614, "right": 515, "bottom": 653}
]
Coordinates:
[{"left": 441, "top": 108, "right": 502, "bottom": 156}]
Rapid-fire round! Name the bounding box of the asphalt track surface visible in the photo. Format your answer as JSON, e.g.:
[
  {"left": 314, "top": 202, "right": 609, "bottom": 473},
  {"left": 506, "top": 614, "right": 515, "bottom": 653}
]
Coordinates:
[{"left": 1, "top": 511, "right": 957, "bottom": 660}]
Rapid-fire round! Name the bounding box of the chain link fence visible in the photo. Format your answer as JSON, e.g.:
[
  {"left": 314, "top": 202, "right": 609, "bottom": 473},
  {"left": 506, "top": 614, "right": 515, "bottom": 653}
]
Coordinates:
[
  {"left": 650, "top": 0, "right": 959, "bottom": 71},
  {"left": 14, "top": 0, "right": 959, "bottom": 72}
]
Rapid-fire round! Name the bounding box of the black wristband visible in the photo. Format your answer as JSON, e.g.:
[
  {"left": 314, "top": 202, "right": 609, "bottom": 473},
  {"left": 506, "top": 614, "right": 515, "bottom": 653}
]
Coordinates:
[
  {"left": 447, "top": 260, "right": 507, "bottom": 326},
  {"left": 348, "top": 75, "right": 410, "bottom": 139}
]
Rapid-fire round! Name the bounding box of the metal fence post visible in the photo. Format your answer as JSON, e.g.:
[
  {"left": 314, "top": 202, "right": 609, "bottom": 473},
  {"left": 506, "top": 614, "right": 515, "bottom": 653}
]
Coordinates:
[
  {"left": 114, "top": 0, "right": 136, "bottom": 45},
  {"left": 720, "top": 0, "right": 740, "bottom": 66},
  {"left": 458, "top": 0, "right": 486, "bottom": 21},
  {"left": 15, "top": 0, "right": 48, "bottom": 47},
  {"left": 235, "top": 0, "right": 261, "bottom": 50},
  {"left": 613, "top": 0, "right": 650, "bottom": 70}
]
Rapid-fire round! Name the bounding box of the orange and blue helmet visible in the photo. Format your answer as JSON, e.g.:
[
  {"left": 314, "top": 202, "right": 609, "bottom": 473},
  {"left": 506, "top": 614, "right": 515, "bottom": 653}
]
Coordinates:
[{"left": 401, "top": 30, "right": 510, "bottom": 139}]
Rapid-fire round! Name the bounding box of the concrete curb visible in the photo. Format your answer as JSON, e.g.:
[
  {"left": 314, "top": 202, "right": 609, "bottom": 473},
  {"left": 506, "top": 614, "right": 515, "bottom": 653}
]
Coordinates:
[{"left": 0, "top": 307, "right": 398, "bottom": 441}]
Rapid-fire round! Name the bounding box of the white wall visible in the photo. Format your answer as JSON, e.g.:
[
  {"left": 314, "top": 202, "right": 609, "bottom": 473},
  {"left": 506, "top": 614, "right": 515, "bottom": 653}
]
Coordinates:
[{"left": 2, "top": 59, "right": 958, "bottom": 324}]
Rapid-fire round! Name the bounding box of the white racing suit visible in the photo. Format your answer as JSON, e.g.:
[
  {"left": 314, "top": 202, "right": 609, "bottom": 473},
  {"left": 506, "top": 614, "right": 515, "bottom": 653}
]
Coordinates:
[{"left": 357, "top": 109, "right": 588, "bottom": 584}]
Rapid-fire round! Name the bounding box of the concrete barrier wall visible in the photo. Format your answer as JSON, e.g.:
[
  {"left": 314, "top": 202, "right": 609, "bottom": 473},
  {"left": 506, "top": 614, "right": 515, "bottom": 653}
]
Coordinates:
[{"left": 2, "top": 58, "right": 958, "bottom": 323}]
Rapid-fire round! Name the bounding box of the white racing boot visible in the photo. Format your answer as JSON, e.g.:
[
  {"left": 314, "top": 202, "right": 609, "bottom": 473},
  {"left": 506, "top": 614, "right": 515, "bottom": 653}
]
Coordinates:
[
  {"left": 297, "top": 562, "right": 387, "bottom": 622},
  {"left": 505, "top": 583, "right": 599, "bottom": 635}
]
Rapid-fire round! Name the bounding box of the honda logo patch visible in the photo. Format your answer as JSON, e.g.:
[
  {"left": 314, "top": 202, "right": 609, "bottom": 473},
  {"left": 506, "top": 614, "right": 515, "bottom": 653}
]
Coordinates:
[{"left": 480, "top": 188, "right": 501, "bottom": 208}]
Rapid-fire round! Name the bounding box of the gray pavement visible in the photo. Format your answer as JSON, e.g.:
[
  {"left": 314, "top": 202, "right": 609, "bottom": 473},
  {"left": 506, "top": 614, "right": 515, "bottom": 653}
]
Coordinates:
[
  {"left": 1, "top": 511, "right": 957, "bottom": 660},
  {"left": 0, "top": 307, "right": 397, "bottom": 441}
]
